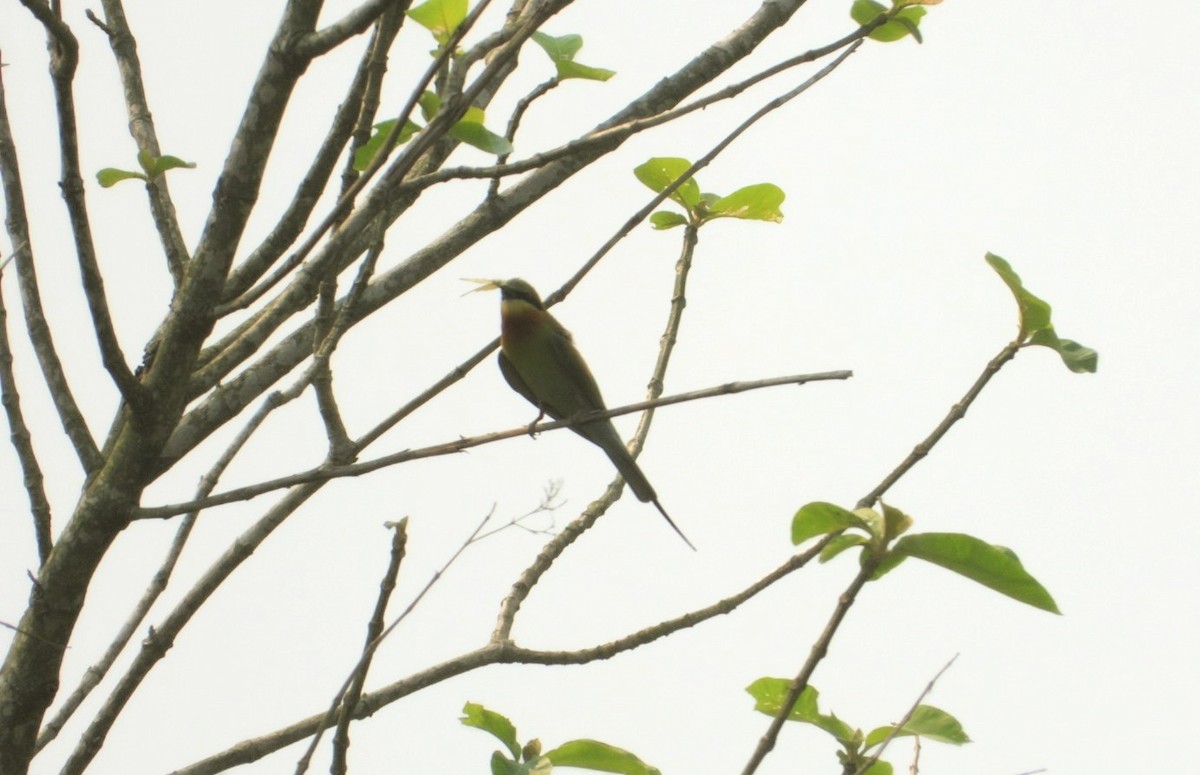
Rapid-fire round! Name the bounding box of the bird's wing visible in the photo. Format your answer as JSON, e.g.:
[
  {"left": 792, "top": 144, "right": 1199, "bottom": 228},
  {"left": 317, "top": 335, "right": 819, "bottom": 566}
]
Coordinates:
[
  {"left": 544, "top": 319, "right": 608, "bottom": 416},
  {"left": 498, "top": 350, "right": 550, "bottom": 416}
]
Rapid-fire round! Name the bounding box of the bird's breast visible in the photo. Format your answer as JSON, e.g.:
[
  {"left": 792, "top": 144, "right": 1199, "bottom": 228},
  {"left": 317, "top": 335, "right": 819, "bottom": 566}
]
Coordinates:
[{"left": 499, "top": 300, "right": 544, "bottom": 349}]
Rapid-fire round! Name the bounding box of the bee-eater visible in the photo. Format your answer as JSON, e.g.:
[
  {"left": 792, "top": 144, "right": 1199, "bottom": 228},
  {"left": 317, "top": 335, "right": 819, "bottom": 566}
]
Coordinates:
[{"left": 469, "top": 278, "right": 695, "bottom": 550}]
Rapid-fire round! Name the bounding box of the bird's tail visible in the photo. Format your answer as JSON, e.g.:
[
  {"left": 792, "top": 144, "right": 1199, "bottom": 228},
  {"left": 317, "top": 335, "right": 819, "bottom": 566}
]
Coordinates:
[
  {"left": 594, "top": 427, "right": 696, "bottom": 551},
  {"left": 650, "top": 499, "right": 697, "bottom": 551}
]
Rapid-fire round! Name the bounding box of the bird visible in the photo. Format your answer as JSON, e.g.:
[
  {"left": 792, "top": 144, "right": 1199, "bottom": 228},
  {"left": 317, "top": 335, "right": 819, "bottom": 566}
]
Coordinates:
[{"left": 468, "top": 278, "right": 695, "bottom": 550}]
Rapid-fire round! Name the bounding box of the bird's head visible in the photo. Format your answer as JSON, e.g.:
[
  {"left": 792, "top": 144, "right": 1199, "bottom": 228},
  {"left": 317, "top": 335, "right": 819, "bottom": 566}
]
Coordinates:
[{"left": 464, "top": 278, "right": 545, "bottom": 310}]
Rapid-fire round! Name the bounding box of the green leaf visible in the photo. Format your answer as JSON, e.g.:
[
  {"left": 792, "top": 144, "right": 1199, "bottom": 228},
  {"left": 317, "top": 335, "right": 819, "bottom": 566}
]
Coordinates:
[
  {"left": 1029, "top": 328, "right": 1099, "bottom": 373},
  {"left": 706, "top": 183, "right": 785, "bottom": 223},
  {"left": 353, "top": 118, "right": 423, "bottom": 170},
  {"left": 861, "top": 761, "right": 893, "bottom": 775},
  {"left": 850, "top": 0, "right": 927, "bottom": 42},
  {"left": 419, "top": 90, "right": 443, "bottom": 122},
  {"left": 820, "top": 533, "right": 868, "bottom": 563},
  {"left": 746, "top": 679, "right": 855, "bottom": 742},
  {"left": 850, "top": 0, "right": 887, "bottom": 25},
  {"left": 449, "top": 106, "right": 513, "bottom": 155},
  {"left": 544, "top": 739, "right": 661, "bottom": 775},
  {"left": 633, "top": 157, "right": 701, "bottom": 209},
  {"left": 892, "top": 533, "right": 1060, "bottom": 613},
  {"left": 986, "top": 253, "right": 1098, "bottom": 372},
  {"left": 865, "top": 705, "right": 971, "bottom": 748},
  {"left": 104, "top": 151, "right": 195, "bottom": 187},
  {"left": 145, "top": 154, "right": 196, "bottom": 178},
  {"left": 462, "top": 702, "right": 521, "bottom": 759},
  {"left": 406, "top": 0, "right": 467, "bottom": 45},
  {"left": 532, "top": 31, "right": 583, "bottom": 60},
  {"left": 984, "top": 253, "right": 1052, "bottom": 337},
  {"left": 880, "top": 502, "right": 913, "bottom": 541},
  {"left": 491, "top": 751, "right": 519, "bottom": 775},
  {"left": 556, "top": 60, "right": 616, "bottom": 82},
  {"left": 648, "top": 211, "right": 688, "bottom": 230},
  {"left": 411, "top": 95, "right": 512, "bottom": 155},
  {"left": 95, "top": 168, "right": 147, "bottom": 187},
  {"left": 792, "top": 502, "right": 869, "bottom": 545},
  {"left": 531, "top": 32, "right": 615, "bottom": 82}
]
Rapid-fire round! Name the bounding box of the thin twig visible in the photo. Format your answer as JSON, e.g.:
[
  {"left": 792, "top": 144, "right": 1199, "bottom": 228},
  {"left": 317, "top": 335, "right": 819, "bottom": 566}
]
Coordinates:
[
  {"left": 741, "top": 555, "right": 882, "bottom": 775},
  {"left": 487, "top": 77, "right": 558, "bottom": 199},
  {"left": 853, "top": 654, "right": 959, "bottom": 775},
  {"left": 97, "top": 0, "right": 191, "bottom": 286},
  {"left": 413, "top": 25, "right": 880, "bottom": 196},
  {"left": 137, "top": 371, "right": 851, "bottom": 520},
  {"left": 170, "top": 542, "right": 827, "bottom": 775},
  {"left": 324, "top": 520, "right": 409, "bottom": 775},
  {"left": 296, "top": 511, "right": 491, "bottom": 774},
  {"left": 0, "top": 249, "right": 53, "bottom": 564},
  {"left": 549, "top": 40, "right": 865, "bottom": 309},
  {"left": 857, "top": 339, "right": 1022, "bottom": 509}
]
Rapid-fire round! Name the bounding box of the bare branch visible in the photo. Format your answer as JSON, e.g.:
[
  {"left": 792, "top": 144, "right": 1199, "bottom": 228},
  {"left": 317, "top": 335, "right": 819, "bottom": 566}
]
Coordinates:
[
  {"left": 300, "top": 508, "right": 490, "bottom": 774},
  {"left": 219, "top": 10, "right": 404, "bottom": 303},
  {"left": 38, "top": 384, "right": 296, "bottom": 755},
  {"left": 325, "top": 520, "right": 409, "bottom": 775},
  {"left": 0, "top": 251, "right": 53, "bottom": 564},
  {"left": 857, "top": 339, "right": 1022, "bottom": 510},
  {"left": 0, "top": 52, "right": 102, "bottom": 471},
  {"left": 213, "top": 0, "right": 507, "bottom": 317},
  {"left": 172, "top": 543, "right": 826, "bottom": 775},
  {"left": 311, "top": 276, "right": 353, "bottom": 458},
  {"left": 487, "top": 77, "right": 558, "bottom": 199},
  {"left": 96, "top": 0, "right": 192, "bottom": 286},
  {"left": 296, "top": 0, "right": 410, "bottom": 59},
  {"left": 138, "top": 371, "right": 851, "bottom": 520}
]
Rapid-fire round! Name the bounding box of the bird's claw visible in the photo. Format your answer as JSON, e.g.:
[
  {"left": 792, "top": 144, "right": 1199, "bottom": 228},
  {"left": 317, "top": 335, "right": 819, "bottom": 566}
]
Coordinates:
[{"left": 527, "top": 408, "right": 546, "bottom": 438}]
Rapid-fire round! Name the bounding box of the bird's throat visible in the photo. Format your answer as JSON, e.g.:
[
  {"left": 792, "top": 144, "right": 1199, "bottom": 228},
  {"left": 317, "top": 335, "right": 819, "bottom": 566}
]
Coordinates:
[{"left": 500, "top": 299, "right": 543, "bottom": 348}]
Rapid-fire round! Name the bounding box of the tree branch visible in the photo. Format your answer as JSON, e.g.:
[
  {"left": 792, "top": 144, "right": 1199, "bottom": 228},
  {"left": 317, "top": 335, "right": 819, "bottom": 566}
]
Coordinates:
[
  {"left": 170, "top": 0, "right": 813, "bottom": 453},
  {"left": 97, "top": 0, "right": 192, "bottom": 287},
  {"left": 0, "top": 51, "right": 102, "bottom": 471},
  {"left": 852, "top": 654, "right": 959, "bottom": 775},
  {"left": 296, "top": 0, "right": 410, "bottom": 59},
  {"left": 25, "top": 0, "right": 145, "bottom": 407},
  {"left": 171, "top": 542, "right": 826, "bottom": 775},
  {"left": 0, "top": 250, "right": 53, "bottom": 565},
  {"left": 741, "top": 553, "right": 882, "bottom": 775},
  {"left": 37, "top": 382, "right": 297, "bottom": 755},
  {"left": 857, "top": 339, "right": 1023, "bottom": 509},
  {"left": 212, "top": 0, "right": 507, "bottom": 317},
  {"left": 325, "top": 520, "right": 409, "bottom": 775},
  {"left": 138, "top": 371, "right": 851, "bottom": 519},
  {"left": 219, "top": 9, "right": 403, "bottom": 302}
]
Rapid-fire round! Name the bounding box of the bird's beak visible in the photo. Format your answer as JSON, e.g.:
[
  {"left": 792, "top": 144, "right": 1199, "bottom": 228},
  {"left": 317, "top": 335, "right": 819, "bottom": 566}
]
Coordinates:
[{"left": 461, "top": 278, "right": 503, "bottom": 296}]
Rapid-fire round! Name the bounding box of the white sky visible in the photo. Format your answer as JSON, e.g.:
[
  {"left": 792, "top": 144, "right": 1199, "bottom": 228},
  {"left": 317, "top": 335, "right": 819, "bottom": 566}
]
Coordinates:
[{"left": 1, "top": 1, "right": 1197, "bottom": 773}]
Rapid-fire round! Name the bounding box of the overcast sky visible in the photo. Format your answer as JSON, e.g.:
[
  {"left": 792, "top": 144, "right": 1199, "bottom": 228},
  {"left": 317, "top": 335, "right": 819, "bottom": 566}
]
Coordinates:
[{"left": 1, "top": 1, "right": 1197, "bottom": 773}]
